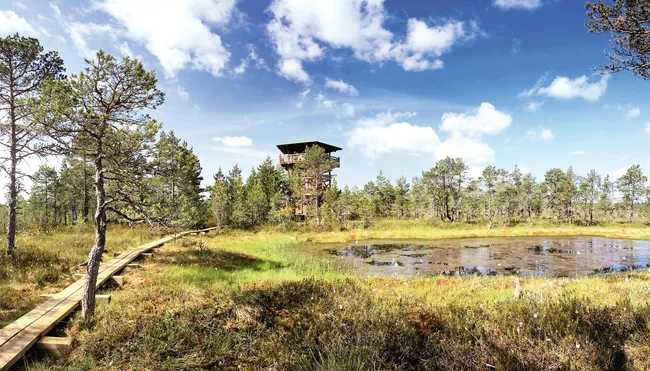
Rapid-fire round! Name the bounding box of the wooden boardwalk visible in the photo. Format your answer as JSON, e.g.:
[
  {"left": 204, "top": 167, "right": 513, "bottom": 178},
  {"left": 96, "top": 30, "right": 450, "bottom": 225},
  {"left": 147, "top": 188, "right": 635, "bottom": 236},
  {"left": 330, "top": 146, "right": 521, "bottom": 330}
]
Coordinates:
[{"left": 0, "top": 227, "right": 216, "bottom": 370}]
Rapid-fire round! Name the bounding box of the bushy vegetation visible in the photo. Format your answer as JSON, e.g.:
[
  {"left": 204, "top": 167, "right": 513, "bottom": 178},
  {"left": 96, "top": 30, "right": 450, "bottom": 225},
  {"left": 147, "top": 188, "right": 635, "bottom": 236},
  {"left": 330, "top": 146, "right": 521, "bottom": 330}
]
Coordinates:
[{"left": 21, "top": 231, "right": 650, "bottom": 370}]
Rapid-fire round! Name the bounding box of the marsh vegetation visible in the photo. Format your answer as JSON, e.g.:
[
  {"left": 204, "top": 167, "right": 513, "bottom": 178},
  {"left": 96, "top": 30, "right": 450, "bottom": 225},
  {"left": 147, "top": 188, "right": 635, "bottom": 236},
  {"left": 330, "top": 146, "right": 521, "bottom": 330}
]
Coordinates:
[{"left": 3, "top": 222, "right": 649, "bottom": 370}]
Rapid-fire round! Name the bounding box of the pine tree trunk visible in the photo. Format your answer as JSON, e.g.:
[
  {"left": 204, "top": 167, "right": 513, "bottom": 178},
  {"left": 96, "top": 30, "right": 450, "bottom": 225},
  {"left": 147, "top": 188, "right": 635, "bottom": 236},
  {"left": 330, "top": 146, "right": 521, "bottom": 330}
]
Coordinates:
[
  {"left": 630, "top": 190, "right": 634, "bottom": 223},
  {"left": 487, "top": 196, "right": 492, "bottom": 229},
  {"left": 82, "top": 158, "right": 106, "bottom": 323},
  {"left": 83, "top": 156, "right": 89, "bottom": 223},
  {"left": 5, "top": 97, "right": 17, "bottom": 257},
  {"left": 6, "top": 155, "right": 17, "bottom": 256}
]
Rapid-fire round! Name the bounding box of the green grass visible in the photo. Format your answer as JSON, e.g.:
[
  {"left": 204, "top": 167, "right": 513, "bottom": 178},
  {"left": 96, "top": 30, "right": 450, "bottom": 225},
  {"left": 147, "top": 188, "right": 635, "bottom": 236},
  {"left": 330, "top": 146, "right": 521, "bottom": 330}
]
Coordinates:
[
  {"left": 8, "top": 221, "right": 650, "bottom": 370},
  {"left": 286, "top": 218, "right": 650, "bottom": 242},
  {"left": 14, "top": 225, "right": 650, "bottom": 371},
  {"left": 0, "top": 225, "right": 165, "bottom": 327}
]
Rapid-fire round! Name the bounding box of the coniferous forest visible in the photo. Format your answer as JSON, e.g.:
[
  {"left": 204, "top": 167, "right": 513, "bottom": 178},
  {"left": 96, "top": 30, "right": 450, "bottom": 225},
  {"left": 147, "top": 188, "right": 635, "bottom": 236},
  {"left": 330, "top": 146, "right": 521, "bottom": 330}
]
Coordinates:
[{"left": 14, "top": 144, "right": 650, "bottom": 232}]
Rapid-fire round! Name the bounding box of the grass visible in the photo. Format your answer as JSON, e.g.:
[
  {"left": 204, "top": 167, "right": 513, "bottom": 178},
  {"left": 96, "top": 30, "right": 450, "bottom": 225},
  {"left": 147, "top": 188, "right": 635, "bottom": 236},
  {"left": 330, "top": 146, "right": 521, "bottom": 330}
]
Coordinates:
[
  {"left": 7, "top": 220, "right": 650, "bottom": 369},
  {"left": 287, "top": 218, "right": 650, "bottom": 242},
  {"left": 0, "top": 225, "right": 165, "bottom": 327}
]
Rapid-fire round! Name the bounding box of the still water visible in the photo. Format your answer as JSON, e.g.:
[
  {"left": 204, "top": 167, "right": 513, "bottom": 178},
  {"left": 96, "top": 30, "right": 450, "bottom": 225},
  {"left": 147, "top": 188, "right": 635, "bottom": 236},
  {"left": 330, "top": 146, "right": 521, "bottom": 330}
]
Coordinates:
[{"left": 327, "top": 236, "right": 650, "bottom": 277}]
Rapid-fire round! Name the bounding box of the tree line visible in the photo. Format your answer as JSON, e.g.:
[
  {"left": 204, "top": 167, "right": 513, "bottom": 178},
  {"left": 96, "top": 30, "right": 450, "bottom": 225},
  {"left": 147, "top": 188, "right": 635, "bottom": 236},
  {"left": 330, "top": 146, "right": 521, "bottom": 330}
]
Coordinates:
[
  {"left": 209, "top": 146, "right": 650, "bottom": 230},
  {"left": 12, "top": 130, "right": 206, "bottom": 230}
]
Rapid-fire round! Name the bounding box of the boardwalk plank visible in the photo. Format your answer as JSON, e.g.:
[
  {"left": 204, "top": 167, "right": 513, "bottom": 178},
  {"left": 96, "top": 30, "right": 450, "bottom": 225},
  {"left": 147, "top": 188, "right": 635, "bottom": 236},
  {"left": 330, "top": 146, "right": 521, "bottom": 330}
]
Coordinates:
[{"left": 0, "top": 227, "right": 215, "bottom": 371}]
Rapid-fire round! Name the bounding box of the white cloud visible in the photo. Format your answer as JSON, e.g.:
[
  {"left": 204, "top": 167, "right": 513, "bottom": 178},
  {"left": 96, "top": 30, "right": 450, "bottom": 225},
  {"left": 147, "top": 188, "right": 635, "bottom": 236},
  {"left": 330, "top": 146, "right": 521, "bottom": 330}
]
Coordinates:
[
  {"left": 519, "top": 72, "right": 548, "bottom": 97},
  {"left": 539, "top": 128, "right": 554, "bottom": 140},
  {"left": 177, "top": 85, "right": 189, "bottom": 100},
  {"left": 15, "top": 2, "right": 28, "bottom": 10},
  {"left": 523, "top": 127, "right": 554, "bottom": 141},
  {"left": 644, "top": 122, "right": 650, "bottom": 134},
  {"left": 399, "top": 54, "right": 444, "bottom": 71},
  {"left": 342, "top": 103, "right": 356, "bottom": 118},
  {"left": 213, "top": 136, "right": 253, "bottom": 147},
  {"left": 234, "top": 44, "right": 269, "bottom": 75},
  {"left": 613, "top": 166, "right": 630, "bottom": 180},
  {"left": 315, "top": 93, "right": 336, "bottom": 108},
  {"left": 0, "top": 10, "right": 40, "bottom": 36},
  {"left": 524, "top": 101, "right": 543, "bottom": 112},
  {"left": 347, "top": 111, "right": 439, "bottom": 159},
  {"left": 233, "top": 60, "right": 247, "bottom": 75},
  {"left": 95, "top": 0, "right": 236, "bottom": 78},
  {"left": 467, "top": 166, "right": 485, "bottom": 180},
  {"left": 277, "top": 58, "right": 312, "bottom": 82},
  {"left": 537, "top": 75, "right": 610, "bottom": 102},
  {"left": 65, "top": 22, "right": 115, "bottom": 59},
  {"left": 569, "top": 149, "right": 585, "bottom": 156},
  {"left": 435, "top": 136, "right": 495, "bottom": 163},
  {"left": 325, "top": 78, "right": 358, "bottom": 96},
  {"left": 348, "top": 103, "right": 510, "bottom": 163},
  {"left": 439, "top": 102, "right": 512, "bottom": 137},
  {"left": 403, "top": 19, "right": 475, "bottom": 56},
  {"left": 266, "top": 0, "right": 481, "bottom": 82},
  {"left": 493, "top": 0, "right": 543, "bottom": 10},
  {"left": 625, "top": 107, "right": 640, "bottom": 119},
  {"left": 117, "top": 41, "right": 135, "bottom": 57},
  {"left": 295, "top": 88, "right": 310, "bottom": 108}
]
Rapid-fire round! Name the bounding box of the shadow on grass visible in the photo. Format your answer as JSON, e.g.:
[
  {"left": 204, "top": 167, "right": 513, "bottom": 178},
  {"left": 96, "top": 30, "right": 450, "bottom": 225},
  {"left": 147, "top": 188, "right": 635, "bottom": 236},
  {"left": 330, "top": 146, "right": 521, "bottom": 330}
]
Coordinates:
[{"left": 157, "top": 248, "right": 285, "bottom": 272}]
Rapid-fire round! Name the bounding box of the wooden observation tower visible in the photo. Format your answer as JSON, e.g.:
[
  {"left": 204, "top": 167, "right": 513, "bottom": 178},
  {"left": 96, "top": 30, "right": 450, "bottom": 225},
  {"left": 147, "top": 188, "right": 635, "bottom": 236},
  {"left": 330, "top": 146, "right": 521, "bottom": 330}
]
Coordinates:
[{"left": 277, "top": 140, "right": 341, "bottom": 216}]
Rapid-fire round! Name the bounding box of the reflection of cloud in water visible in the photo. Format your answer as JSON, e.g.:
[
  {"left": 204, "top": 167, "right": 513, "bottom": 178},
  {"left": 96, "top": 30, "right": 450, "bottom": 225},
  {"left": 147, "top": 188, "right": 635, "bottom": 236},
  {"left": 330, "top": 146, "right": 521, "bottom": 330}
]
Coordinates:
[{"left": 331, "top": 236, "right": 650, "bottom": 278}]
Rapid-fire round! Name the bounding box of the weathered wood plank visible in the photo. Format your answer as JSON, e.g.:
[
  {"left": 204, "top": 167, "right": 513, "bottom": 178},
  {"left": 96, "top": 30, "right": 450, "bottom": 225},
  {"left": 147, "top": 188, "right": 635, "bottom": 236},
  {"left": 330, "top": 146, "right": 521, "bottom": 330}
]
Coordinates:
[{"left": 39, "top": 294, "right": 54, "bottom": 303}]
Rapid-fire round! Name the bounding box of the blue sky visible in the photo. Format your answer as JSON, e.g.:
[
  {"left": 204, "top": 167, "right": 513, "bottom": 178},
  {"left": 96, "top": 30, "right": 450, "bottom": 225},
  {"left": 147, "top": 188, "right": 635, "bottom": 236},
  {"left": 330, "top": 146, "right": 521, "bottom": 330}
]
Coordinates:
[{"left": 1, "top": 0, "right": 649, "bottom": 190}]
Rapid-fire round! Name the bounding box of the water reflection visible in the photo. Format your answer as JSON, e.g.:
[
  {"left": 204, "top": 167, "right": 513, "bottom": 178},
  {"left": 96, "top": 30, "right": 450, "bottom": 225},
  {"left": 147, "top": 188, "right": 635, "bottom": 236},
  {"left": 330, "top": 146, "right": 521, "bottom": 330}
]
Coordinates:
[{"left": 329, "top": 236, "right": 650, "bottom": 278}]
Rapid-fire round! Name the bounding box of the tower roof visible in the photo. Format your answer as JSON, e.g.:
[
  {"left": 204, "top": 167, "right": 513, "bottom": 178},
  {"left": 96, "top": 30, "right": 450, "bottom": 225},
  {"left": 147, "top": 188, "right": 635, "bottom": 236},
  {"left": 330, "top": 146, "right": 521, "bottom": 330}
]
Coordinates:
[{"left": 276, "top": 140, "right": 342, "bottom": 154}]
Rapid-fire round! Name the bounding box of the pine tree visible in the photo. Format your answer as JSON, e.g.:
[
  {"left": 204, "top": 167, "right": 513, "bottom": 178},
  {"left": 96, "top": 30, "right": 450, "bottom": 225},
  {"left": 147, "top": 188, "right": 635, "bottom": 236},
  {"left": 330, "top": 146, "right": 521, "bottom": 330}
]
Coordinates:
[
  {"left": 247, "top": 179, "right": 267, "bottom": 226},
  {"left": 151, "top": 131, "right": 205, "bottom": 228},
  {"left": 57, "top": 156, "right": 94, "bottom": 224},
  {"left": 599, "top": 175, "right": 615, "bottom": 222},
  {"left": 320, "top": 179, "right": 340, "bottom": 225},
  {"left": 257, "top": 156, "right": 283, "bottom": 210},
  {"left": 393, "top": 176, "right": 410, "bottom": 220},
  {"left": 211, "top": 168, "right": 229, "bottom": 231},
  {"left": 580, "top": 170, "right": 601, "bottom": 225},
  {"left": 586, "top": 0, "right": 650, "bottom": 79},
  {"left": 29, "top": 165, "right": 59, "bottom": 226},
  {"left": 481, "top": 166, "right": 498, "bottom": 229},
  {"left": 544, "top": 168, "right": 572, "bottom": 223},
  {"left": 617, "top": 164, "right": 647, "bottom": 223},
  {"left": 227, "top": 165, "right": 246, "bottom": 228},
  {"left": 33, "top": 51, "right": 163, "bottom": 322},
  {"left": 0, "top": 34, "right": 65, "bottom": 256},
  {"left": 521, "top": 173, "right": 536, "bottom": 220},
  {"left": 423, "top": 157, "right": 468, "bottom": 222},
  {"left": 375, "top": 170, "right": 395, "bottom": 217}
]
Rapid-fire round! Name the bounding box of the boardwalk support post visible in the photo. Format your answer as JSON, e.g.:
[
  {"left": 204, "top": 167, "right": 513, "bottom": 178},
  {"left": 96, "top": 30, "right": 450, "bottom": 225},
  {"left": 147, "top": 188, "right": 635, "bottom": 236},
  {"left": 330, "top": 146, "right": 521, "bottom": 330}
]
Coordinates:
[{"left": 35, "top": 337, "right": 72, "bottom": 357}]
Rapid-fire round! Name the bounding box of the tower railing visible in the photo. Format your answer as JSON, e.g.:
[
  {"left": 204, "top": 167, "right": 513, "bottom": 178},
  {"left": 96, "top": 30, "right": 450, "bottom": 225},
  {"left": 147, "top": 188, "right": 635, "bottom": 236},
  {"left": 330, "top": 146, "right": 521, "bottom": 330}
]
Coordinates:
[{"left": 278, "top": 154, "right": 340, "bottom": 168}]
